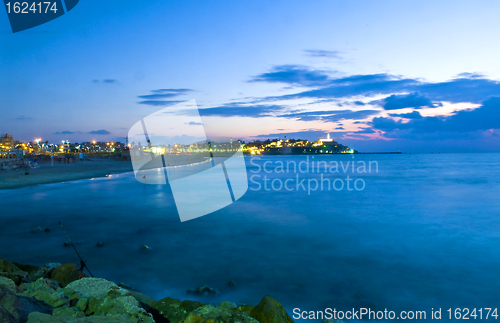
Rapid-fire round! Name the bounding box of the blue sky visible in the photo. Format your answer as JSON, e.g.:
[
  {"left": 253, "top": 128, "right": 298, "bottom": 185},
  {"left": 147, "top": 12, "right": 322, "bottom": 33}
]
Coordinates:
[{"left": 1, "top": 0, "right": 500, "bottom": 152}]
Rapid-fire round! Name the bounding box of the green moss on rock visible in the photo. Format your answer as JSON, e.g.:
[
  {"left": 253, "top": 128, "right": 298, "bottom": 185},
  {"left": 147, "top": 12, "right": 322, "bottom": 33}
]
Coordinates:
[
  {"left": 250, "top": 295, "right": 294, "bottom": 323},
  {"left": 153, "top": 297, "right": 204, "bottom": 323}
]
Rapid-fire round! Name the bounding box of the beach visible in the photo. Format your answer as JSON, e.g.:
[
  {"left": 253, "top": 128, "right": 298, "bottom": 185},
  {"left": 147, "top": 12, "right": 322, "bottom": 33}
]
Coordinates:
[{"left": 0, "top": 159, "right": 133, "bottom": 190}]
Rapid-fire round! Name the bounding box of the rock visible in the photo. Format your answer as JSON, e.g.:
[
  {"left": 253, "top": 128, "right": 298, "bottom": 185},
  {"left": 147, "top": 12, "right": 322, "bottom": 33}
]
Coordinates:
[
  {"left": 75, "top": 298, "right": 89, "bottom": 312},
  {"left": 235, "top": 304, "right": 255, "bottom": 315},
  {"left": 184, "top": 304, "right": 259, "bottom": 323},
  {"left": 0, "top": 258, "right": 28, "bottom": 285},
  {"left": 89, "top": 295, "right": 155, "bottom": 323},
  {"left": 1, "top": 285, "right": 52, "bottom": 322},
  {"left": 48, "top": 264, "right": 86, "bottom": 287},
  {"left": 0, "top": 286, "right": 18, "bottom": 321},
  {"left": 186, "top": 285, "right": 219, "bottom": 297},
  {"left": 52, "top": 306, "right": 85, "bottom": 317},
  {"left": 140, "top": 245, "right": 152, "bottom": 251},
  {"left": 250, "top": 295, "right": 294, "bottom": 323},
  {"left": 30, "top": 227, "right": 43, "bottom": 233},
  {"left": 13, "top": 263, "right": 44, "bottom": 280},
  {"left": 218, "top": 301, "right": 237, "bottom": 309},
  {"left": 27, "top": 311, "right": 137, "bottom": 322},
  {"left": 44, "top": 228, "right": 51, "bottom": 233},
  {"left": 0, "top": 259, "right": 23, "bottom": 274},
  {"left": 227, "top": 280, "right": 236, "bottom": 287},
  {"left": 24, "top": 278, "right": 69, "bottom": 308},
  {"left": 0, "top": 277, "right": 16, "bottom": 292},
  {"left": 65, "top": 278, "right": 124, "bottom": 299},
  {"left": 153, "top": 297, "right": 204, "bottom": 323},
  {"left": 63, "top": 242, "right": 70, "bottom": 247},
  {"left": 0, "top": 307, "right": 18, "bottom": 323},
  {"left": 116, "top": 283, "right": 131, "bottom": 290},
  {"left": 96, "top": 242, "right": 104, "bottom": 248},
  {"left": 41, "top": 263, "right": 62, "bottom": 273}
]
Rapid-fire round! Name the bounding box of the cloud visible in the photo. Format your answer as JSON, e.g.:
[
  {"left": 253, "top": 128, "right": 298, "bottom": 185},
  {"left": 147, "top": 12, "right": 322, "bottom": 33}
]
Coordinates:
[
  {"left": 304, "top": 49, "right": 342, "bottom": 59},
  {"left": 138, "top": 89, "right": 193, "bottom": 106},
  {"left": 251, "top": 67, "right": 500, "bottom": 105},
  {"left": 355, "top": 128, "right": 376, "bottom": 134},
  {"left": 88, "top": 129, "right": 111, "bottom": 135},
  {"left": 389, "top": 111, "right": 423, "bottom": 119},
  {"left": 53, "top": 131, "right": 77, "bottom": 135},
  {"left": 280, "top": 109, "right": 380, "bottom": 122},
  {"left": 15, "top": 115, "right": 32, "bottom": 120},
  {"left": 382, "top": 93, "right": 435, "bottom": 110},
  {"left": 138, "top": 100, "right": 185, "bottom": 107},
  {"left": 186, "top": 121, "right": 202, "bottom": 125},
  {"left": 371, "top": 97, "right": 500, "bottom": 138},
  {"left": 199, "top": 104, "right": 285, "bottom": 118},
  {"left": 93, "top": 79, "right": 118, "bottom": 84},
  {"left": 249, "top": 65, "right": 332, "bottom": 87},
  {"left": 138, "top": 89, "right": 193, "bottom": 99}
]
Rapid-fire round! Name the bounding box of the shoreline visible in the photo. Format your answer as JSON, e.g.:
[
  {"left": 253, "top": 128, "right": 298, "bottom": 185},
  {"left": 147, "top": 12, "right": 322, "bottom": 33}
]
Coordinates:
[{"left": 0, "top": 159, "right": 133, "bottom": 190}]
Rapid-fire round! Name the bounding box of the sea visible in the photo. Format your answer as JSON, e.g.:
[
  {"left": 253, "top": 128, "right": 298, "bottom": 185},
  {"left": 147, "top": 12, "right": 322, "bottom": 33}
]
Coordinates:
[{"left": 1, "top": 153, "right": 499, "bottom": 321}]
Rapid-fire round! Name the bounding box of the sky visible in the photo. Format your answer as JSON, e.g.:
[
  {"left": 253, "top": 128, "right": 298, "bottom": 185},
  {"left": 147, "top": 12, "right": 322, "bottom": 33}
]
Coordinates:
[{"left": 1, "top": 0, "right": 500, "bottom": 152}]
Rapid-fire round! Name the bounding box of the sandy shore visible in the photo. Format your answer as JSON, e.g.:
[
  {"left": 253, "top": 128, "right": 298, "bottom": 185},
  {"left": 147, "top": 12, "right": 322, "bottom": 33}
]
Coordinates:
[{"left": 0, "top": 159, "right": 133, "bottom": 190}]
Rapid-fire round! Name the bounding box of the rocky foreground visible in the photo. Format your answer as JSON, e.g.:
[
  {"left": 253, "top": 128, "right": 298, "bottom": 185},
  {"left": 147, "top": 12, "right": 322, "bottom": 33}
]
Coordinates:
[{"left": 0, "top": 258, "right": 296, "bottom": 323}]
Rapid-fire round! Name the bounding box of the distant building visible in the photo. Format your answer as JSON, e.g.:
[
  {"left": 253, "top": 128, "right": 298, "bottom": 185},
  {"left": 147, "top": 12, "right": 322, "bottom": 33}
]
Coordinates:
[
  {"left": 0, "top": 134, "right": 14, "bottom": 148},
  {"left": 319, "top": 133, "right": 334, "bottom": 144}
]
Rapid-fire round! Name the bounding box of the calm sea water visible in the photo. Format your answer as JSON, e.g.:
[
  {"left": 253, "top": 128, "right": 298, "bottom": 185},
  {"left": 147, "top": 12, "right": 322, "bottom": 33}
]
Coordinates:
[{"left": 1, "top": 153, "right": 499, "bottom": 321}]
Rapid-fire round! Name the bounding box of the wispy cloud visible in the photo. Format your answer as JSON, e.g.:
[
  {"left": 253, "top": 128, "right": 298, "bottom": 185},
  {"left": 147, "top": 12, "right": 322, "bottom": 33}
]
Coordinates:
[
  {"left": 54, "top": 130, "right": 78, "bottom": 135},
  {"left": 15, "top": 115, "right": 32, "bottom": 120},
  {"left": 199, "top": 104, "right": 285, "bottom": 118},
  {"left": 372, "top": 97, "right": 500, "bottom": 138},
  {"left": 304, "top": 49, "right": 342, "bottom": 59},
  {"left": 138, "top": 88, "right": 193, "bottom": 106},
  {"left": 249, "top": 65, "right": 333, "bottom": 87},
  {"left": 93, "top": 79, "right": 118, "bottom": 84},
  {"left": 138, "top": 100, "right": 185, "bottom": 107},
  {"left": 88, "top": 129, "right": 111, "bottom": 135}
]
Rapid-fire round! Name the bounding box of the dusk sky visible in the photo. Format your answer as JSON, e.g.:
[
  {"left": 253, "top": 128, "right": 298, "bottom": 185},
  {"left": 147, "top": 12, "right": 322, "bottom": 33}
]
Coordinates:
[{"left": 1, "top": 0, "right": 500, "bottom": 152}]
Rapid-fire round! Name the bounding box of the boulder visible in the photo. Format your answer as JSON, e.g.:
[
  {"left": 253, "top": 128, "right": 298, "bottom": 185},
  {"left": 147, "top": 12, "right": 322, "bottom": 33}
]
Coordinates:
[
  {"left": 250, "top": 295, "right": 294, "bottom": 323},
  {"left": 41, "top": 263, "right": 62, "bottom": 274},
  {"left": 87, "top": 295, "right": 155, "bottom": 323},
  {"left": 153, "top": 297, "right": 204, "bottom": 323},
  {"left": 52, "top": 306, "right": 86, "bottom": 318},
  {"left": 0, "top": 307, "right": 18, "bottom": 323},
  {"left": 0, "top": 259, "right": 28, "bottom": 285},
  {"left": 1, "top": 285, "right": 52, "bottom": 322},
  {"left": 0, "top": 286, "right": 18, "bottom": 321},
  {"left": 0, "top": 277, "right": 16, "bottom": 292},
  {"left": 184, "top": 304, "right": 259, "bottom": 323},
  {"left": 12, "top": 263, "right": 43, "bottom": 279},
  {"left": 23, "top": 278, "right": 69, "bottom": 308},
  {"left": 48, "top": 264, "right": 86, "bottom": 287},
  {"left": 65, "top": 278, "right": 125, "bottom": 299},
  {"left": 27, "top": 312, "right": 136, "bottom": 322},
  {"left": 235, "top": 304, "right": 255, "bottom": 315}
]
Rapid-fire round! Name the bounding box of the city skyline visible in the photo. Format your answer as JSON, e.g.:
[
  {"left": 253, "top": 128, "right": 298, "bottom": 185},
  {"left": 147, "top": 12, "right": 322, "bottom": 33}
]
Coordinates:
[{"left": 1, "top": 0, "right": 500, "bottom": 152}]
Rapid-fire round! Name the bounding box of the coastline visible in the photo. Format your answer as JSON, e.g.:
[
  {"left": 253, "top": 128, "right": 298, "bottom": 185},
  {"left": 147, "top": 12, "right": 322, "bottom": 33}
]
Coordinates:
[{"left": 0, "top": 159, "right": 133, "bottom": 190}]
